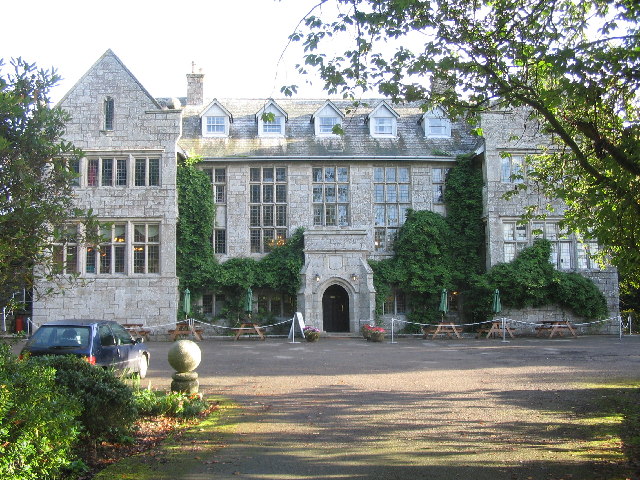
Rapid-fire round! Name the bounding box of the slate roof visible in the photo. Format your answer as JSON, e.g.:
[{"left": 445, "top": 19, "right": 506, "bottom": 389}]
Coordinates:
[{"left": 169, "top": 98, "right": 480, "bottom": 159}]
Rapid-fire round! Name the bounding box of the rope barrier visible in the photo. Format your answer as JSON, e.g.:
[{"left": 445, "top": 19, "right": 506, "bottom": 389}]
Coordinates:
[{"left": 389, "top": 315, "right": 622, "bottom": 341}]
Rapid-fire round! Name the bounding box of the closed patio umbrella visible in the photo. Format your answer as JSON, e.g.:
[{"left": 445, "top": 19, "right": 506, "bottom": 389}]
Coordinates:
[
  {"left": 439, "top": 289, "right": 448, "bottom": 320},
  {"left": 183, "top": 288, "right": 191, "bottom": 319},
  {"left": 492, "top": 289, "right": 502, "bottom": 314},
  {"left": 245, "top": 287, "right": 253, "bottom": 315}
]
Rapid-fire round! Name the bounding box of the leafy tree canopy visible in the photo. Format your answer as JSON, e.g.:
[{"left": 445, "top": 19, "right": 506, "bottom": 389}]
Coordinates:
[
  {"left": 287, "top": 0, "right": 640, "bottom": 286},
  {"left": 0, "top": 58, "right": 86, "bottom": 308}
]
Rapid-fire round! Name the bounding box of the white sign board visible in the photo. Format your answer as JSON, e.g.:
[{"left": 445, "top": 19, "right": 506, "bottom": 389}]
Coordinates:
[{"left": 288, "top": 312, "right": 306, "bottom": 342}]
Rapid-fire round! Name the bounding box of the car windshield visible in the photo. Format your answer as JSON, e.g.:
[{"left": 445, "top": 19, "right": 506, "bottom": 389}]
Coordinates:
[{"left": 27, "top": 325, "right": 91, "bottom": 349}]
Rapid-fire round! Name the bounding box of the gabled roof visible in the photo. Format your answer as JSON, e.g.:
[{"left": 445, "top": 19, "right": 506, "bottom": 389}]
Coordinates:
[
  {"left": 57, "top": 49, "right": 161, "bottom": 110},
  {"left": 366, "top": 100, "right": 400, "bottom": 122},
  {"left": 419, "top": 106, "right": 448, "bottom": 123},
  {"left": 311, "top": 100, "right": 345, "bottom": 123},
  {"left": 255, "top": 99, "right": 288, "bottom": 122},
  {"left": 201, "top": 98, "right": 234, "bottom": 123}
]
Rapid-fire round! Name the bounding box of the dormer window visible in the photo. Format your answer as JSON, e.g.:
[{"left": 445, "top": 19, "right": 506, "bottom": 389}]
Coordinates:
[
  {"left": 312, "top": 101, "right": 345, "bottom": 136},
  {"left": 104, "top": 97, "right": 114, "bottom": 131},
  {"left": 201, "top": 99, "right": 232, "bottom": 137},
  {"left": 375, "top": 117, "right": 393, "bottom": 135},
  {"left": 319, "top": 116, "right": 339, "bottom": 134},
  {"left": 422, "top": 107, "right": 451, "bottom": 138},
  {"left": 368, "top": 101, "right": 399, "bottom": 138},
  {"left": 263, "top": 116, "right": 283, "bottom": 134},
  {"left": 257, "top": 100, "right": 287, "bottom": 137},
  {"left": 206, "top": 116, "right": 226, "bottom": 134}
]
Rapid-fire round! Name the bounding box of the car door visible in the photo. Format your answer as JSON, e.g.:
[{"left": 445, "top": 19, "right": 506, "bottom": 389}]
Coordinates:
[
  {"left": 98, "top": 324, "right": 120, "bottom": 368},
  {"left": 109, "top": 323, "right": 138, "bottom": 372}
]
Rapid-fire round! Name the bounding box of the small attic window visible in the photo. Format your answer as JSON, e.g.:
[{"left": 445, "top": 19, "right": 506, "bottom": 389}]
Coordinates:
[
  {"left": 257, "top": 100, "right": 287, "bottom": 137},
  {"left": 423, "top": 108, "right": 451, "bottom": 138},
  {"left": 201, "top": 100, "right": 232, "bottom": 137},
  {"left": 368, "top": 101, "right": 399, "bottom": 138},
  {"left": 312, "top": 101, "right": 345, "bottom": 137},
  {"left": 104, "top": 97, "right": 114, "bottom": 131}
]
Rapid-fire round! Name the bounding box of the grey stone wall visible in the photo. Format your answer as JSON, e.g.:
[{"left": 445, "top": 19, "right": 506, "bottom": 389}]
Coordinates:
[{"left": 32, "top": 51, "right": 181, "bottom": 327}]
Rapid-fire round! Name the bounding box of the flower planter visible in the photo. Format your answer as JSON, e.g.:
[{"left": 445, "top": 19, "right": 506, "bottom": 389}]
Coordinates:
[
  {"left": 369, "top": 331, "right": 385, "bottom": 342},
  {"left": 305, "top": 331, "right": 320, "bottom": 342}
]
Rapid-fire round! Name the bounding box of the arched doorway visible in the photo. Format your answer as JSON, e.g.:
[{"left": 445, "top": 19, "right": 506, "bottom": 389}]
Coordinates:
[{"left": 322, "top": 284, "right": 350, "bottom": 332}]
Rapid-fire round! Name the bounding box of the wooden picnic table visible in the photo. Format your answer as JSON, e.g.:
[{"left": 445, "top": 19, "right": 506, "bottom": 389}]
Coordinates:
[
  {"left": 122, "top": 323, "right": 151, "bottom": 341},
  {"left": 423, "top": 322, "right": 462, "bottom": 339},
  {"left": 477, "top": 321, "right": 515, "bottom": 339},
  {"left": 234, "top": 322, "right": 265, "bottom": 341},
  {"left": 535, "top": 320, "right": 577, "bottom": 338},
  {"left": 168, "top": 321, "right": 203, "bottom": 341}
]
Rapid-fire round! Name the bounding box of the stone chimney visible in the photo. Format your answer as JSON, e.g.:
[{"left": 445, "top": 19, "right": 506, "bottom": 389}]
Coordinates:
[{"left": 186, "top": 62, "right": 204, "bottom": 106}]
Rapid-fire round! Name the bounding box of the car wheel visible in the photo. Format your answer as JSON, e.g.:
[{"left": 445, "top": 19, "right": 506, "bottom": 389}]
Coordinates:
[{"left": 138, "top": 354, "right": 149, "bottom": 379}]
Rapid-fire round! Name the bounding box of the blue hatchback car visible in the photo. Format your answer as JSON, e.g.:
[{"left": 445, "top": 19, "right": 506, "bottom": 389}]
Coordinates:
[{"left": 21, "top": 319, "right": 150, "bottom": 378}]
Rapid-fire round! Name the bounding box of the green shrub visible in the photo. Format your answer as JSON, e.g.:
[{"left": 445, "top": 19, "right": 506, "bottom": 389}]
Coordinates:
[
  {"left": 133, "top": 388, "right": 209, "bottom": 419},
  {"left": 0, "top": 346, "right": 81, "bottom": 480},
  {"left": 32, "top": 355, "right": 138, "bottom": 443},
  {"left": 553, "top": 272, "right": 608, "bottom": 319}
]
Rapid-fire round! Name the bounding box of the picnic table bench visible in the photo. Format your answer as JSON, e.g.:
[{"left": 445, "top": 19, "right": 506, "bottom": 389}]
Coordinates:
[
  {"left": 123, "top": 323, "right": 151, "bottom": 341},
  {"left": 535, "top": 320, "right": 577, "bottom": 338},
  {"left": 169, "top": 321, "right": 204, "bottom": 341},
  {"left": 476, "top": 321, "right": 515, "bottom": 339},
  {"left": 233, "top": 322, "right": 265, "bottom": 341},
  {"left": 422, "top": 323, "right": 462, "bottom": 339}
]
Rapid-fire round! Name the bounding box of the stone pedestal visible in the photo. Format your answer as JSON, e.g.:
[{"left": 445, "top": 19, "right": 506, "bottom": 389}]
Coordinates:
[{"left": 168, "top": 339, "right": 202, "bottom": 394}]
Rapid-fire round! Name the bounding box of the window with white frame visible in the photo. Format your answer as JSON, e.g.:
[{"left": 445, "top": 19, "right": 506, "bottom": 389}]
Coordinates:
[
  {"left": 134, "top": 157, "right": 160, "bottom": 186},
  {"left": 53, "top": 224, "right": 79, "bottom": 274},
  {"left": 206, "top": 116, "right": 226, "bottom": 134},
  {"left": 374, "top": 117, "right": 393, "bottom": 135},
  {"left": 318, "top": 116, "right": 339, "bottom": 134},
  {"left": 432, "top": 167, "right": 451, "bottom": 204},
  {"left": 249, "top": 167, "right": 287, "bottom": 253},
  {"left": 502, "top": 220, "right": 601, "bottom": 270},
  {"left": 374, "top": 166, "right": 410, "bottom": 252},
  {"left": 423, "top": 108, "right": 451, "bottom": 138},
  {"left": 262, "top": 116, "right": 283, "bottom": 135},
  {"left": 313, "top": 166, "right": 350, "bottom": 227},
  {"left": 501, "top": 154, "right": 525, "bottom": 183}
]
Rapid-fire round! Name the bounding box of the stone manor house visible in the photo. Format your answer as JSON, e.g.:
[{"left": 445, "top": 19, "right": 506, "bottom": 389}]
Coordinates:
[{"left": 31, "top": 50, "right": 619, "bottom": 331}]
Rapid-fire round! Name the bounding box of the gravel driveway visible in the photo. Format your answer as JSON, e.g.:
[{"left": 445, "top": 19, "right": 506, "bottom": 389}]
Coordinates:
[{"left": 133, "top": 335, "right": 640, "bottom": 479}]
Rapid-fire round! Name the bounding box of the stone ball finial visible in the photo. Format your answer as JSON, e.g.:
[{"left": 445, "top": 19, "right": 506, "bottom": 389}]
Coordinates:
[{"left": 168, "top": 339, "right": 202, "bottom": 373}]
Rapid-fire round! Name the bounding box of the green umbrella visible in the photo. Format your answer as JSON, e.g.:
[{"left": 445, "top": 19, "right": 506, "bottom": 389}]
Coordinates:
[
  {"left": 183, "top": 288, "right": 191, "bottom": 318},
  {"left": 244, "top": 287, "right": 253, "bottom": 314},
  {"left": 439, "top": 289, "right": 448, "bottom": 318},
  {"left": 492, "top": 289, "right": 502, "bottom": 314}
]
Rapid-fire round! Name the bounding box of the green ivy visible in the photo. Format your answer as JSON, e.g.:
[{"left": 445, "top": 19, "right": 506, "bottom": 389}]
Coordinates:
[
  {"left": 468, "top": 240, "right": 608, "bottom": 320},
  {"left": 370, "top": 154, "right": 608, "bottom": 323},
  {"left": 176, "top": 159, "right": 217, "bottom": 293},
  {"left": 444, "top": 154, "right": 485, "bottom": 289}
]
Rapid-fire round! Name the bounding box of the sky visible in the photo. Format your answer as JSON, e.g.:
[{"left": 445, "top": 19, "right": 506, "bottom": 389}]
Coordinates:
[{"left": 3, "top": 0, "right": 341, "bottom": 103}]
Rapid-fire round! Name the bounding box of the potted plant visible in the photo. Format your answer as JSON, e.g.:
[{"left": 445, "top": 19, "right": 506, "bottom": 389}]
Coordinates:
[
  {"left": 364, "top": 325, "right": 385, "bottom": 342},
  {"left": 303, "top": 326, "right": 321, "bottom": 342},
  {"left": 362, "top": 323, "right": 373, "bottom": 340}
]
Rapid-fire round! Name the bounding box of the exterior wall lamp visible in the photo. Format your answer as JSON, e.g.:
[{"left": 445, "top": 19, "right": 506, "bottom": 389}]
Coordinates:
[
  {"left": 314, "top": 274, "right": 320, "bottom": 282},
  {"left": 351, "top": 273, "right": 358, "bottom": 281}
]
